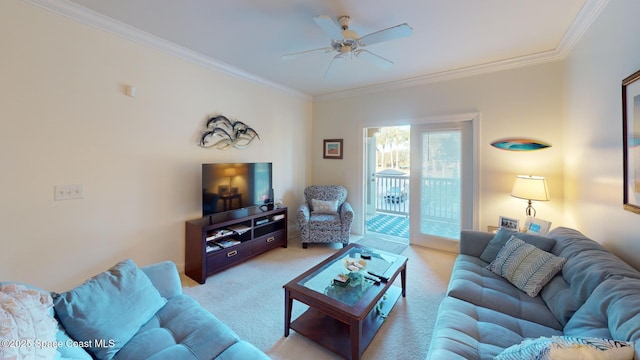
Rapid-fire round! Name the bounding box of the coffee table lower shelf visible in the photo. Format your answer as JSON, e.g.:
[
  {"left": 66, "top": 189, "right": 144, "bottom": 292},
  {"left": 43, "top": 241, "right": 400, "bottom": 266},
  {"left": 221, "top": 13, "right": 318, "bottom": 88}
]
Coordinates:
[{"left": 289, "top": 286, "right": 402, "bottom": 359}]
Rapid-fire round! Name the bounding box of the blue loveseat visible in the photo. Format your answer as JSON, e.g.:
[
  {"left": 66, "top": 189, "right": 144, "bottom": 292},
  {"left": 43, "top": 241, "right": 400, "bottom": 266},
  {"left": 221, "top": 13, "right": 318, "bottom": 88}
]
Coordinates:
[
  {"left": 427, "top": 227, "right": 640, "bottom": 359},
  {"left": 1, "top": 259, "right": 269, "bottom": 360}
]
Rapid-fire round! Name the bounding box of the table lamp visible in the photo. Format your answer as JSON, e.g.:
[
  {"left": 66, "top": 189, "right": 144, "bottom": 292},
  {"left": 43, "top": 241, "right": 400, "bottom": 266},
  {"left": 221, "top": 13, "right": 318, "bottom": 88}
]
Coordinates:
[
  {"left": 224, "top": 168, "right": 237, "bottom": 194},
  {"left": 510, "top": 175, "right": 549, "bottom": 217}
]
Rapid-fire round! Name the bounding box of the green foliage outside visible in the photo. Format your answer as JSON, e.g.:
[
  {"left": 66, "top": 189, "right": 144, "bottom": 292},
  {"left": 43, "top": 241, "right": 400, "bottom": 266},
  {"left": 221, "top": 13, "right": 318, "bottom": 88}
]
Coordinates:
[
  {"left": 375, "top": 126, "right": 460, "bottom": 178},
  {"left": 376, "top": 126, "right": 410, "bottom": 171}
]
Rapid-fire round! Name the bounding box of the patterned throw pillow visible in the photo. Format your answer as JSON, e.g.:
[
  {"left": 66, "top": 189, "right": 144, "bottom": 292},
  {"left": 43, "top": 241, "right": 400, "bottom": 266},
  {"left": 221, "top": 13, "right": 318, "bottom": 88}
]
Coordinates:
[
  {"left": 0, "top": 284, "right": 59, "bottom": 360},
  {"left": 488, "top": 236, "right": 566, "bottom": 297},
  {"left": 311, "top": 199, "right": 339, "bottom": 214},
  {"left": 480, "top": 228, "right": 555, "bottom": 263},
  {"left": 495, "top": 336, "right": 634, "bottom": 360}
]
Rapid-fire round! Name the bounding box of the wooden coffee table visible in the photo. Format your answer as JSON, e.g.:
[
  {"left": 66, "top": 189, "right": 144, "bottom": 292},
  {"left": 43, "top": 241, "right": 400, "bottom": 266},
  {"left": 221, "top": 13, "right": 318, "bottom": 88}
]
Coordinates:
[{"left": 283, "top": 243, "right": 407, "bottom": 360}]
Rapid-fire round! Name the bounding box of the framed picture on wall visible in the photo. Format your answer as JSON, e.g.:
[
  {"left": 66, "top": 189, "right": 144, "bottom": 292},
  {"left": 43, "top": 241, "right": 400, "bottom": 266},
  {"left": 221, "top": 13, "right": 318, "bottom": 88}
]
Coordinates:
[
  {"left": 323, "top": 139, "right": 343, "bottom": 159},
  {"left": 523, "top": 216, "right": 552, "bottom": 235},
  {"left": 623, "top": 68, "right": 640, "bottom": 214}
]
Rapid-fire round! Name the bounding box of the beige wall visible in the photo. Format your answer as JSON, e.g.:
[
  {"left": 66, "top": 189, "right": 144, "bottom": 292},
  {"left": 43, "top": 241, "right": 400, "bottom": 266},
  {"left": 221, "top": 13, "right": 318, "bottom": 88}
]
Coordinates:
[
  {"left": 563, "top": 0, "right": 640, "bottom": 269},
  {"left": 5, "top": 0, "right": 640, "bottom": 291},
  {"left": 0, "top": 1, "right": 312, "bottom": 290},
  {"left": 313, "top": 1, "right": 640, "bottom": 270},
  {"left": 313, "top": 62, "right": 565, "bottom": 237}
]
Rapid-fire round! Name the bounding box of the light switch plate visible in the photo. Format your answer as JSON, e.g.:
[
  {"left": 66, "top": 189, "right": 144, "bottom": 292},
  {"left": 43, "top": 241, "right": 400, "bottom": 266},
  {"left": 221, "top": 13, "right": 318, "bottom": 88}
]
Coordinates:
[{"left": 54, "top": 184, "right": 84, "bottom": 201}]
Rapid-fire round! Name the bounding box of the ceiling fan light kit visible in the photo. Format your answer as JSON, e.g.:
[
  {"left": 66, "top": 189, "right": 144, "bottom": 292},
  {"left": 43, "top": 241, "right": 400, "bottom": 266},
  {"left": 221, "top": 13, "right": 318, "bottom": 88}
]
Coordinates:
[{"left": 282, "top": 14, "right": 412, "bottom": 78}]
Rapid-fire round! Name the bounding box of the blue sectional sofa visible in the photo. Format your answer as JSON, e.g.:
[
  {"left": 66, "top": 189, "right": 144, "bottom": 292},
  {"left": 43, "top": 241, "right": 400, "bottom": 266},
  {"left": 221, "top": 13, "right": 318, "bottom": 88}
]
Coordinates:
[
  {"left": 427, "top": 227, "right": 640, "bottom": 359},
  {"left": 1, "top": 259, "right": 269, "bottom": 360}
]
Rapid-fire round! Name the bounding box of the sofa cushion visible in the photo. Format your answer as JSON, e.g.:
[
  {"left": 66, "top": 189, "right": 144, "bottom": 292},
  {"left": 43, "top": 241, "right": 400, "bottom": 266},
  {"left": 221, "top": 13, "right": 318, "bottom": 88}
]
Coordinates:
[
  {"left": 538, "top": 275, "right": 583, "bottom": 328},
  {"left": 53, "top": 259, "right": 167, "bottom": 360},
  {"left": 55, "top": 327, "right": 93, "bottom": 360},
  {"left": 0, "top": 284, "right": 59, "bottom": 360},
  {"left": 564, "top": 276, "right": 640, "bottom": 358},
  {"left": 426, "top": 296, "right": 563, "bottom": 360},
  {"left": 308, "top": 214, "right": 342, "bottom": 230},
  {"left": 447, "top": 255, "right": 562, "bottom": 329},
  {"left": 541, "top": 227, "right": 640, "bottom": 326},
  {"left": 479, "top": 228, "right": 555, "bottom": 263},
  {"left": 495, "top": 336, "right": 634, "bottom": 360},
  {"left": 460, "top": 230, "right": 496, "bottom": 257},
  {"left": 488, "top": 237, "right": 565, "bottom": 297},
  {"left": 140, "top": 261, "right": 182, "bottom": 299},
  {"left": 113, "top": 295, "right": 241, "bottom": 360}
]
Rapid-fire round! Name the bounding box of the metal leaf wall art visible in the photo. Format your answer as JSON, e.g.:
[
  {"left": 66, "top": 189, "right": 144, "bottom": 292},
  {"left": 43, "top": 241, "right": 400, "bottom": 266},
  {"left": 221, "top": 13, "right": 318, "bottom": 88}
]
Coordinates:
[{"left": 199, "top": 115, "right": 260, "bottom": 150}]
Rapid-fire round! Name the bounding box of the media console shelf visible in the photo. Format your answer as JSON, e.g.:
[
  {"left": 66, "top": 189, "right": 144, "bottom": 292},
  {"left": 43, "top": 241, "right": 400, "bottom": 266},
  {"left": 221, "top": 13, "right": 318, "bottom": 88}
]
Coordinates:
[{"left": 185, "top": 206, "right": 287, "bottom": 284}]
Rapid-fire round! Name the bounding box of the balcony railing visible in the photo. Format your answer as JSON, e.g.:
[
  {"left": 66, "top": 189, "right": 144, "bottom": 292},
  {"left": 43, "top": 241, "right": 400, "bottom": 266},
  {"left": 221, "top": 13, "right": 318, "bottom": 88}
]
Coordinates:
[
  {"left": 421, "top": 177, "right": 460, "bottom": 222},
  {"left": 374, "top": 173, "right": 459, "bottom": 224},
  {"left": 375, "top": 173, "right": 410, "bottom": 216}
]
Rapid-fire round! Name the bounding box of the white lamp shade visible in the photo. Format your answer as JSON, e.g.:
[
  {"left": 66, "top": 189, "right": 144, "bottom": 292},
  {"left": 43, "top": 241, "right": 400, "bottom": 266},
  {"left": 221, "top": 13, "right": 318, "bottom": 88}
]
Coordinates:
[{"left": 511, "top": 175, "right": 550, "bottom": 201}]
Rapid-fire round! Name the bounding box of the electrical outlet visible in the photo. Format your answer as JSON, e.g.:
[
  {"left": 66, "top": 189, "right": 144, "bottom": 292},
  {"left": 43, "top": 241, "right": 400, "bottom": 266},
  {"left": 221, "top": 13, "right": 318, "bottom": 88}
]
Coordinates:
[{"left": 54, "top": 184, "right": 84, "bottom": 201}]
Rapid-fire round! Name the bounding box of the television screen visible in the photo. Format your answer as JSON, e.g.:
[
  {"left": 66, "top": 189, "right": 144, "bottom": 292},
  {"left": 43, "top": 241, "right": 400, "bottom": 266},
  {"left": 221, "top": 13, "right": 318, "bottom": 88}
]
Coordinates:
[{"left": 202, "top": 162, "right": 273, "bottom": 216}]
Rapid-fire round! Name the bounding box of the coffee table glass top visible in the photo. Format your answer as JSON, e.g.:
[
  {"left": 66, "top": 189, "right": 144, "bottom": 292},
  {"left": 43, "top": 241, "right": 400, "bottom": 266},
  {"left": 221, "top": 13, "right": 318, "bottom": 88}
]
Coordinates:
[{"left": 297, "top": 247, "right": 398, "bottom": 306}]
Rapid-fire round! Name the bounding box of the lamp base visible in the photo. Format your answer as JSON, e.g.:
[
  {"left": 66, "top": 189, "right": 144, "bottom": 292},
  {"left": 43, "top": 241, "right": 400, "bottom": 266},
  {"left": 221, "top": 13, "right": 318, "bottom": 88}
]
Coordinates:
[{"left": 525, "top": 200, "right": 536, "bottom": 217}]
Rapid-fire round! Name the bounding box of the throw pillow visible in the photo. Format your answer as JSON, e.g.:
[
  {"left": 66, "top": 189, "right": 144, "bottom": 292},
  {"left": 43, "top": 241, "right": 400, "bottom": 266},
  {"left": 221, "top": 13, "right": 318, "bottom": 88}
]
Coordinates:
[
  {"left": 495, "top": 336, "right": 634, "bottom": 360},
  {"left": 480, "top": 228, "right": 556, "bottom": 263},
  {"left": 0, "top": 284, "right": 59, "bottom": 360},
  {"left": 488, "top": 236, "right": 566, "bottom": 297},
  {"left": 311, "top": 199, "right": 339, "bottom": 214},
  {"left": 53, "top": 259, "right": 167, "bottom": 360},
  {"left": 480, "top": 228, "right": 515, "bottom": 262}
]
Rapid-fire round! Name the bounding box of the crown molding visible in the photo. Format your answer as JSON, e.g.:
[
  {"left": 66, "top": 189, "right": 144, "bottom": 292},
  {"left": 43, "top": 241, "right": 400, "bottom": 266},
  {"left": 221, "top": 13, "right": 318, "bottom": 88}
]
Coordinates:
[
  {"left": 314, "top": 0, "right": 609, "bottom": 102},
  {"left": 22, "top": 0, "right": 311, "bottom": 101},
  {"left": 556, "top": 0, "right": 609, "bottom": 58},
  {"left": 23, "top": 0, "right": 607, "bottom": 103},
  {"left": 314, "top": 50, "right": 564, "bottom": 102}
]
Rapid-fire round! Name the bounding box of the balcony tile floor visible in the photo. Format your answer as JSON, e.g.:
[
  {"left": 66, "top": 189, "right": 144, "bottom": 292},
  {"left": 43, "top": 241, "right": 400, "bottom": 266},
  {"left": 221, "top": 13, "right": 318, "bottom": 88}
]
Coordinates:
[
  {"left": 366, "top": 214, "right": 409, "bottom": 238},
  {"left": 366, "top": 213, "right": 459, "bottom": 240}
]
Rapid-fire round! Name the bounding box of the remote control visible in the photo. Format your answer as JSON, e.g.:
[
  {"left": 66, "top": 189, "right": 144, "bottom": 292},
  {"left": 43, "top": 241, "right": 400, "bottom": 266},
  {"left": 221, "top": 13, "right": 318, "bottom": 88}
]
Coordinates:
[
  {"left": 368, "top": 271, "right": 389, "bottom": 283},
  {"left": 364, "top": 274, "right": 381, "bottom": 284}
]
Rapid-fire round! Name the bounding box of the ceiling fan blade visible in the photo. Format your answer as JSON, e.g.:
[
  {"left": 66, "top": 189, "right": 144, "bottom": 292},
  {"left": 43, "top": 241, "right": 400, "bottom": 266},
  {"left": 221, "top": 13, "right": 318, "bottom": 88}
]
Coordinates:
[
  {"left": 355, "top": 49, "right": 393, "bottom": 69},
  {"left": 358, "top": 23, "right": 413, "bottom": 46},
  {"left": 323, "top": 53, "right": 345, "bottom": 78},
  {"left": 313, "top": 15, "right": 343, "bottom": 40},
  {"left": 281, "top": 47, "right": 332, "bottom": 60}
]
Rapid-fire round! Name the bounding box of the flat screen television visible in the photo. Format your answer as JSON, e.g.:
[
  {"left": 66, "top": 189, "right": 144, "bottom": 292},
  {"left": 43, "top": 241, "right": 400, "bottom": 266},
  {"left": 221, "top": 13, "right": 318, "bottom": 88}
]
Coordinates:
[{"left": 202, "top": 162, "right": 273, "bottom": 216}]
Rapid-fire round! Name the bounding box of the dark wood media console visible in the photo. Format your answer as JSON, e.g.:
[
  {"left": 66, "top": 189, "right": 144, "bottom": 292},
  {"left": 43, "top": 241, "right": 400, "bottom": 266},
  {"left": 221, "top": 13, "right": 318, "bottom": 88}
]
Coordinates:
[{"left": 185, "top": 206, "right": 287, "bottom": 284}]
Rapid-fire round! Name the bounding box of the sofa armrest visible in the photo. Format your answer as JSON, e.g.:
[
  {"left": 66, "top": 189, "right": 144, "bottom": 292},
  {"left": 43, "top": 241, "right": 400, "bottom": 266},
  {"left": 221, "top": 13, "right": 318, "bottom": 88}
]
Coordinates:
[
  {"left": 340, "top": 202, "right": 354, "bottom": 223},
  {"left": 459, "top": 230, "right": 495, "bottom": 257},
  {"left": 297, "top": 202, "right": 310, "bottom": 225},
  {"left": 141, "top": 261, "right": 182, "bottom": 299}
]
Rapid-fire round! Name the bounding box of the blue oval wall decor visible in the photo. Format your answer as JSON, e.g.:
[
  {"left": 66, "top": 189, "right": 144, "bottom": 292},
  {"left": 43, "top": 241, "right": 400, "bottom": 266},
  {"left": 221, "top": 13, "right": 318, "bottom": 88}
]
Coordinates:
[{"left": 490, "top": 138, "right": 551, "bottom": 151}]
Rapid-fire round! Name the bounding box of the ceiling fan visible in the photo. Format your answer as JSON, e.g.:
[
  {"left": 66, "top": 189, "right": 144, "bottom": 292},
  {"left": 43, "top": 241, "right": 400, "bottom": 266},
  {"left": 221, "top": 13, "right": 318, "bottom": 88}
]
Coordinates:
[{"left": 282, "top": 15, "right": 413, "bottom": 78}]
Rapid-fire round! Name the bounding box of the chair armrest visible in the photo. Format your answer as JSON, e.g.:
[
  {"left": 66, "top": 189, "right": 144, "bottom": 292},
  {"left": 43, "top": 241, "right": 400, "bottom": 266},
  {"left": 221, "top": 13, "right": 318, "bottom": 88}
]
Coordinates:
[
  {"left": 340, "top": 202, "right": 354, "bottom": 224},
  {"left": 297, "top": 202, "right": 310, "bottom": 225},
  {"left": 141, "top": 261, "right": 182, "bottom": 299},
  {"left": 459, "top": 230, "right": 495, "bottom": 257}
]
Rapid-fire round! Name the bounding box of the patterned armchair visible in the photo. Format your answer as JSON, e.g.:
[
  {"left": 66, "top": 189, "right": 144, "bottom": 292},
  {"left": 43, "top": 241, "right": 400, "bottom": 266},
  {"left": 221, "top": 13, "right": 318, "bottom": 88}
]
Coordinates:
[{"left": 297, "top": 185, "right": 354, "bottom": 248}]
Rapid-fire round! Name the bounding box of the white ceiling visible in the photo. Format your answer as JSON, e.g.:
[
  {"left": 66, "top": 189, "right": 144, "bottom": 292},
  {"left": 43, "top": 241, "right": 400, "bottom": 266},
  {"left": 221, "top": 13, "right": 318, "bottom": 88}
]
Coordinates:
[{"left": 44, "top": 0, "right": 605, "bottom": 98}]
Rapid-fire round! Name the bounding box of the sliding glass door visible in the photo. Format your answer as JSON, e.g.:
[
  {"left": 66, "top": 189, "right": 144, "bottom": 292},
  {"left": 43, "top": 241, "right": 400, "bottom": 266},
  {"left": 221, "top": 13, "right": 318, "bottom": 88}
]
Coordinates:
[{"left": 409, "top": 121, "right": 473, "bottom": 252}]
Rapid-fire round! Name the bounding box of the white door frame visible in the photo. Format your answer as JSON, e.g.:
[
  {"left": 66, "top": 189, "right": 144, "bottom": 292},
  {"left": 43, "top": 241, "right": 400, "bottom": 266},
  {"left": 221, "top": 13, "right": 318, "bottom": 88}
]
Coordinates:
[{"left": 358, "top": 113, "right": 480, "bottom": 244}]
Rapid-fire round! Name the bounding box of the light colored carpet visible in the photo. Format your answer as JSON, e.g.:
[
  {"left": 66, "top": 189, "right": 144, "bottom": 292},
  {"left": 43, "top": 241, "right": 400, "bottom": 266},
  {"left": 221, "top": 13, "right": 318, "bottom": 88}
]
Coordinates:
[{"left": 183, "top": 236, "right": 456, "bottom": 359}]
